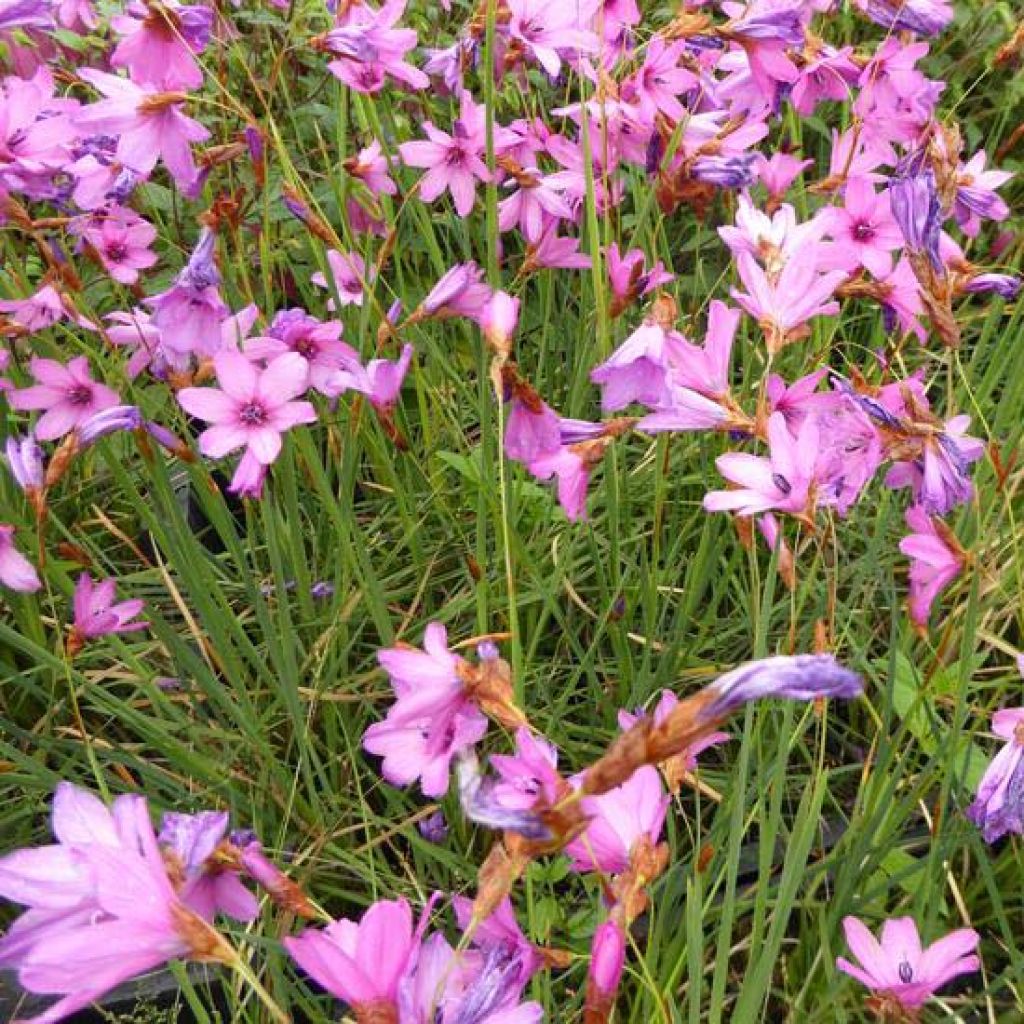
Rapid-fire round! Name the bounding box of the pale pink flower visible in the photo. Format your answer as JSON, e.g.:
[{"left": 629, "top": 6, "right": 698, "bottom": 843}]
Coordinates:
[
  {"left": 77, "top": 206, "right": 158, "bottom": 285},
  {"left": 0, "top": 285, "right": 94, "bottom": 334},
  {"left": 820, "top": 176, "right": 903, "bottom": 278},
  {"left": 111, "top": 0, "right": 214, "bottom": 91},
  {"left": 8, "top": 357, "right": 119, "bottom": 442},
  {"left": 74, "top": 69, "right": 211, "bottom": 189},
  {"left": 344, "top": 139, "right": 397, "bottom": 196},
  {"left": 506, "top": 0, "right": 598, "bottom": 77},
  {"left": 311, "top": 249, "right": 372, "bottom": 308},
  {"left": 566, "top": 765, "right": 669, "bottom": 874},
  {"left": 0, "top": 524, "right": 41, "bottom": 592},
  {"left": 837, "top": 916, "right": 979, "bottom": 1012},
  {"left": 899, "top": 506, "right": 964, "bottom": 629},
  {"left": 71, "top": 573, "right": 147, "bottom": 643}
]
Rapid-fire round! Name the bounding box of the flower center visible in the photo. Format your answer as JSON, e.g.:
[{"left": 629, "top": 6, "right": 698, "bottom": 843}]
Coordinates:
[
  {"left": 772, "top": 472, "right": 792, "bottom": 495},
  {"left": 853, "top": 221, "right": 875, "bottom": 241},
  {"left": 898, "top": 960, "right": 913, "bottom": 984},
  {"left": 239, "top": 403, "right": 267, "bottom": 425},
  {"left": 67, "top": 385, "right": 92, "bottom": 406},
  {"left": 106, "top": 243, "right": 128, "bottom": 263}
]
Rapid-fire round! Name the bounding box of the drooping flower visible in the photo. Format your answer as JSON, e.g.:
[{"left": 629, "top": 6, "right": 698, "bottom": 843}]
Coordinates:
[
  {"left": 899, "top": 506, "right": 965, "bottom": 630},
  {"left": 0, "top": 524, "right": 41, "bottom": 592},
  {"left": 177, "top": 351, "right": 316, "bottom": 492},
  {"left": 362, "top": 622, "right": 489, "bottom": 797},
  {"left": 888, "top": 162, "right": 943, "bottom": 273},
  {"left": 0, "top": 285, "right": 94, "bottom": 334},
  {"left": 489, "top": 727, "right": 563, "bottom": 812},
  {"left": 566, "top": 765, "right": 669, "bottom": 874},
  {"left": 967, "top": 704, "right": 1024, "bottom": 843},
  {"left": 836, "top": 916, "right": 980, "bottom": 1013},
  {"left": 8, "top": 357, "right": 119, "bottom": 442},
  {"left": 145, "top": 228, "right": 228, "bottom": 362},
  {"left": 318, "top": 0, "right": 429, "bottom": 94},
  {"left": 418, "top": 261, "right": 493, "bottom": 322},
  {"left": 452, "top": 895, "right": 544, "bottom": 990}
]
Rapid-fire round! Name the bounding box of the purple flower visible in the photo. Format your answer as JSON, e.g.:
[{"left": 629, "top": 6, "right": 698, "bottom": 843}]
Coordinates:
[
  {"left": 837, "top": 916, "right": 979, "bottom": 1011},
  {"left": 888, "top": 165, "right": 943, "bottom": 272},
  {"left": 0, "top": 0, "right": 55, "bottom": 30},
  {"left": 75, "top": 404, "right": 144, "bottom": 448},
  {"left": 452, "top": 894, "right": 543, "bottom": 991},
  {"left": 963, "top": 273, "right": 1020, "bottom": 300},
  {"left": 700, "top": 654, "right": 863, "bottom": 721},
  {"left": 158, "top": 811, "right": 259, "bottom": 923},
  {"left": 417, "top": 810, "right": 448, "bottom": 843},
  {"left": 967, "top": 704, "right": 1024, "bottom": 842},
  {"left": 856, "top": 0, "right": 954, "bottom": 37},
  {"left": 5, "top": 435, "right": 45, "bottom": 494},
  {"left": 692, "top": 154, "right": 757, "bottom": 189}
]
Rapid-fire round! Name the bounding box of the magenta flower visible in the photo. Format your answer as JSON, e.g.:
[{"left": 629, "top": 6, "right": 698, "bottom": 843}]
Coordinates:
[
  {"left": 624, "top": 36, "right": 697, "bottom": 122},
  {"left": 361, "top": 343, "right": 414, "bottom": 413},
  {"left": 322, "top": 0, "right": 428, "bottom": 94},
  {"left": 604, "top": 244, "right": 674, "bottom": 315},
  {"left": 362, "top": 622, "right": 488, "bottom": 796},
  {"left": 585, "top": 921, "right": 626, "bottom": 1019},
  {"left": 505, "top": 0, "right": 598, "bottom": 77},
  {"left": 344, "top": 139, "right": 398, "bottom": 196},
  {"left": 77, "top": 206, "right": 158, "bottom": 285},
  {"left": 111, "top": 1, "right": 214, "bottom": 91},
  {"left": 820, "top": 176, "right": 904, "bottom": 278},
  {"left": 285, "top": 898, "right": 417, "bottom": 1016},
  {"left": 497, "top": 167, "right": 574, "bottom": 243},
  {"left": 177, "top": 350, "right": 317, "bottom": 474},
  {"left": 566, "top": 765, "right": 669, "bottom": 874},
  {"left": 8, "top": 357, "right": 119, "bottom": 442},
  {"left": 967, "top": 703, "right": 1024, "bottom": 843},
  {"left": 855, "top": 0, "right": 954, "bottom": 36},
  {"left": 0, "top": 524, "right": 40, "bottom": 592},
  {"left": 704, "top": 412, "right": 819, "bottom": 519},
  {"left": 399, "top": 91, "right": 491, "bottom": 216},
  {"left": 419, "top": 262, "right": 493, "bottom": 322},
  {"left": 899, "top": 507, "right": 964, "bottom": 630},
  {"left": 954, "top": 150, "right": 1012, "bottom": 237},
  {"left": 753, "top": 152, "right": 813, "bottom": 204},
  {"left": 837, "top": 916, "right": 979, "bottom": 1012},
  {"left": 75, "top": 70, "right": 211, "bottom": 189}
]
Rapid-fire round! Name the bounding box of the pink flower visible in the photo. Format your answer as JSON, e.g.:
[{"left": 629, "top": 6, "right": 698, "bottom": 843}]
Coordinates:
[
  {"left": 731, "top": 250, "right": 845, "bottom": 353},
  {"left": 0, "top": 524, "right": 41, "bottom": 592},
  {"left": 111, "top": 1, "right": 214, "bottom": 91},
  {"left": 245, "top": 309, "right": 360, "bottom": 397},
  {"left": 71, "top": 573, "right": 147, "bottom": 649},
  {"left": 498, "top": 167, "right": 574, "bottom": 243},
  {"left": 837, "top": 916, "right": 980, "bottom": 1012},
  {"left": 789, "top": 44, "right": 858, "bottom": 115},
  {"left": 585, "top": 921, "right": 626, "bottom": 1017},
  {"left": 419, "top": 261, "right": 493, "bottom": 322},
  {"left": 362, "top": 622, "right": 489, "bottom": 797},
  {"left": 752, "top": 152, "right": 813, "bottom": 204},
  {"left": 452, "top": 895, "right": 543, "bottom": 989},
  {"left": 967, "top": 704, "right": 1024, "bottom": 842},
  {"left": 0, "top": 783, "right": 231, "bottom": 1024},
  {"left": 285, "top": 898, "right": 417, "bottom": 1015},
  {"left": 506, "top": 0, "right": 598, "bottom": 77},
  {"left": 591, "top": 320, "right": 685, "bottom": 412},
  {"left": 566, "top": 765, "right": 669, "bottom": 874},
  {"left": 0, "top": 285, "right": 94, "bottom": 334},
  {"left": 343, "top": 139, "right": 397, "bottom": 196},
  {"left": 704, "top": 412, "right": 819, "bottom": 519},
  {"left": 8, "top": 357, "right": 119, "bottom": 442},
  {"left": 604, "top": 244, "right": 673, "bottom": 315},
  {"left": 361, "top": 343, "right": 413, "bottom": 413},
  {"left": 624, "top": 36, "right": 697, "bottom": 121},
  {"left": 820, "top": 176, "right": 904, "bottom": 278},
  {"left": 527, "top": 226, "right": 592, "bottom": 270},
  {"left": 528, "top": 445, "right": 592, "bottom": 521},
  {"left": 75, "top": 69, "right": 211, "bottom": 189},
  {"left": 668, "top": 300, "right": 740, "bottom": 399},
  {"left": 311, "top": 249, "right": 373, "bottom": 308},
  {"left": 898, "top": 506, "right": 964, "bottom": 629},
  {"left": 489, "top": 727, "right": 562, "bottom": 811},
  {"left": 321, "top": 0, "right": 428, "bottom": 94},
  {"left": 954, "top": 150, "right": 1012, "bottom": 237},
  {"left": 76, "top": 206, "right": 158, "bottom": 285},
  {"left": 481, "top": 291, "right": 520, "bottom": 354},
  {"left": 178, "top": 351, "right": 317, "bottom": 481},
  {"left": 399, "top": 91, "right": 491, "bottom": 216}
]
